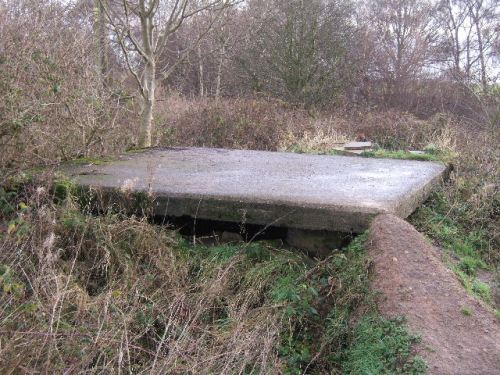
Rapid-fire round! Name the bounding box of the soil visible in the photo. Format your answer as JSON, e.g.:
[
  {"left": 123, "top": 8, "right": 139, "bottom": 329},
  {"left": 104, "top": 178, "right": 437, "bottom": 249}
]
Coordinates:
[{"left": 367, "top": 214, "right": 500, "bottom": 375}]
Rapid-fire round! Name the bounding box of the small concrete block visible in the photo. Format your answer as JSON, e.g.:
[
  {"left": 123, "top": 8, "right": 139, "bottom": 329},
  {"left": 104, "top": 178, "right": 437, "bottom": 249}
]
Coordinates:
[
  {"left": 334, "top": 147, "right": 372, "bottom": 155},
  {"left": 220, "top": 231, "right": 244, "bottom": 244},
  {"left": 286, "top": 229, "right": 348, "bottom": 257},
  {"left": 344, "top": 141, "right": 372, "bottom": 150}
]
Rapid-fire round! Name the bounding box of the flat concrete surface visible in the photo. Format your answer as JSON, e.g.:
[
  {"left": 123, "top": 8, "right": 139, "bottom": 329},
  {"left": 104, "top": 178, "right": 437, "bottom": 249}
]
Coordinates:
[
  {"left": 344, "top": 141, "right": 372, "bottom": 150},
  {"left": 62, "top": 147, "right": 448, "bottom": 232}
]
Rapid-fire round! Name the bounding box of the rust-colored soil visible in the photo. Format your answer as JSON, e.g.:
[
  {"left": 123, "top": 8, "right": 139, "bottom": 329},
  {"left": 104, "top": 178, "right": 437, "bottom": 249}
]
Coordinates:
[{"left": 367, "top": 214, "right": 500, "bottom": 375}]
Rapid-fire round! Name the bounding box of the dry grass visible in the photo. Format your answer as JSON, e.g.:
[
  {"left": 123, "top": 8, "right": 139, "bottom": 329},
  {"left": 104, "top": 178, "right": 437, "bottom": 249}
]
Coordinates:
[
  {"left": 0, "top": 194, "right": 278, "bottom": 373},
  {"left": 0, "top": 176, "right": 379, "bottom": 374},
  {"left": 154, "top": 96, "right": 310, "bottom": 151},
  {"left": 1, "top": 2, "right": 498, "bottom": 372}
]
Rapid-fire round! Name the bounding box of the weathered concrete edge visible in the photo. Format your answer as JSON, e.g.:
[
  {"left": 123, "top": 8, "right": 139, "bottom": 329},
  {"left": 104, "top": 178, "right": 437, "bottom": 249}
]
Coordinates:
[
  {"left": 148, "top": 160, "right": 452, "bottom": 233},
  {"left": 390, "top": 162, "right": 451, "bottom": 218},
  {"left": 74, "top": 183, "right": 388, "bottom": 233},
  {"left": 152, "top": 194, "right": 388, "bottom": 233}
]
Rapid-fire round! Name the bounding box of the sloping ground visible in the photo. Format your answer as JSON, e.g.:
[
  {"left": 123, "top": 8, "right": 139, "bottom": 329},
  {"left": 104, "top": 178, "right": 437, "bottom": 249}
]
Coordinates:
[{"left": 367, "top": 214, "right": 500, "bottom": 375}]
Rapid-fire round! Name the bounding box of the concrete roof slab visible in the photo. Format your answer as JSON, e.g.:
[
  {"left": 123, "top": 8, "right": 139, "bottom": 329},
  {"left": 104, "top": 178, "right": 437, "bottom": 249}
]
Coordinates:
[{"left": 61, "top": 147, "right": 448, "bottom": 232}]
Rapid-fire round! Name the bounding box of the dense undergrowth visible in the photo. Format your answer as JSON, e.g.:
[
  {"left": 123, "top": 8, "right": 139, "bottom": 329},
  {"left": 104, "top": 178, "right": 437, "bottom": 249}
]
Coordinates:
[
  {"left": 1, "top": 96, "right": 498, "bottom": 373},
  {"left": 0, "top": 176, "right": 426, "bottom": 374}
]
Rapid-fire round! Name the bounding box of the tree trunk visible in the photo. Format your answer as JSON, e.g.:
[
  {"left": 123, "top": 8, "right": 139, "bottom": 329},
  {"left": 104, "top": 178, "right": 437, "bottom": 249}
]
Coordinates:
[
  {"left": 474, "top": 15, "right": 488, "bottom": 92},
  {"left": 198, "top": 45, "right": 205, "bottom": 97},
  {"left": 93, "top": 0, "right": 108, "bottom": 80},
  {"left": 215, "top": 43, "right": 225, "bottom": 101},
  {"left": 139, "top": 96, "right": 154, "bottom": 148},
  {"left": 465, "top": 31, "right": 472, "bottom": 80},
  {"left": 453, "top": 27, "right": 461, "bottom": 74},
  {"left": 138, "top": 61, "right": 155, "bottom": 148}
]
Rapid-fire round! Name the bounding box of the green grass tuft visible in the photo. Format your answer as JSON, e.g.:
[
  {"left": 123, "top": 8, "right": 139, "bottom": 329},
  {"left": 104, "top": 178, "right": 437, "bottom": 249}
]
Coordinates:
[
  {"left": 471, "top": 280, "right": 492, "bottom": 304},
  {"left": 68, "top": 156, "right": 110, "bottom": 165},
  {"left": 361, "top": 149, "right": 441, "bottom": 162},
  {"left": 342, "top": 315, "right": 427, "bottom": 375},
  {"left": 461, "top": 307, "right": 472, "bottom": 316}
]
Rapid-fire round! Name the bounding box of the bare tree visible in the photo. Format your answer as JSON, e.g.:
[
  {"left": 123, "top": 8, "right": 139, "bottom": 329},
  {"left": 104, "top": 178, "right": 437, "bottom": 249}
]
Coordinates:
[
  {"left": 101, "top": 0, "right": 237, "bottom": 147},
  {"left": 435, "top": 0, "right": 498, "bottom": 88},
  {"left": 234, "top": 0, "right": 356, "bottom": 107},
  {"left": 465, "top": 0, "right": 498, "bottom": 92},
  {"left": 436, "top": 0, "right": 469, "bottom": 76},
  {"left": 367, "top": 0, "right": 438, "bottom": 92}
]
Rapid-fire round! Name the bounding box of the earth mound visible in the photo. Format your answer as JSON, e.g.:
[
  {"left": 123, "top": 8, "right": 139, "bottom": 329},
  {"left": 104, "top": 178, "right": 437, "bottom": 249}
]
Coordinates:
[{"left": 367, "top": 214, "right": 499, "bottom": 375}]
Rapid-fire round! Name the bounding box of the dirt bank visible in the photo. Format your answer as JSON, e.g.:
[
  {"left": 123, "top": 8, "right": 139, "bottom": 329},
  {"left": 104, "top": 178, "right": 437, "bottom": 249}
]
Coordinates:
[{"left": 367, "top": 214, "right": 499, "bottom": 375}]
